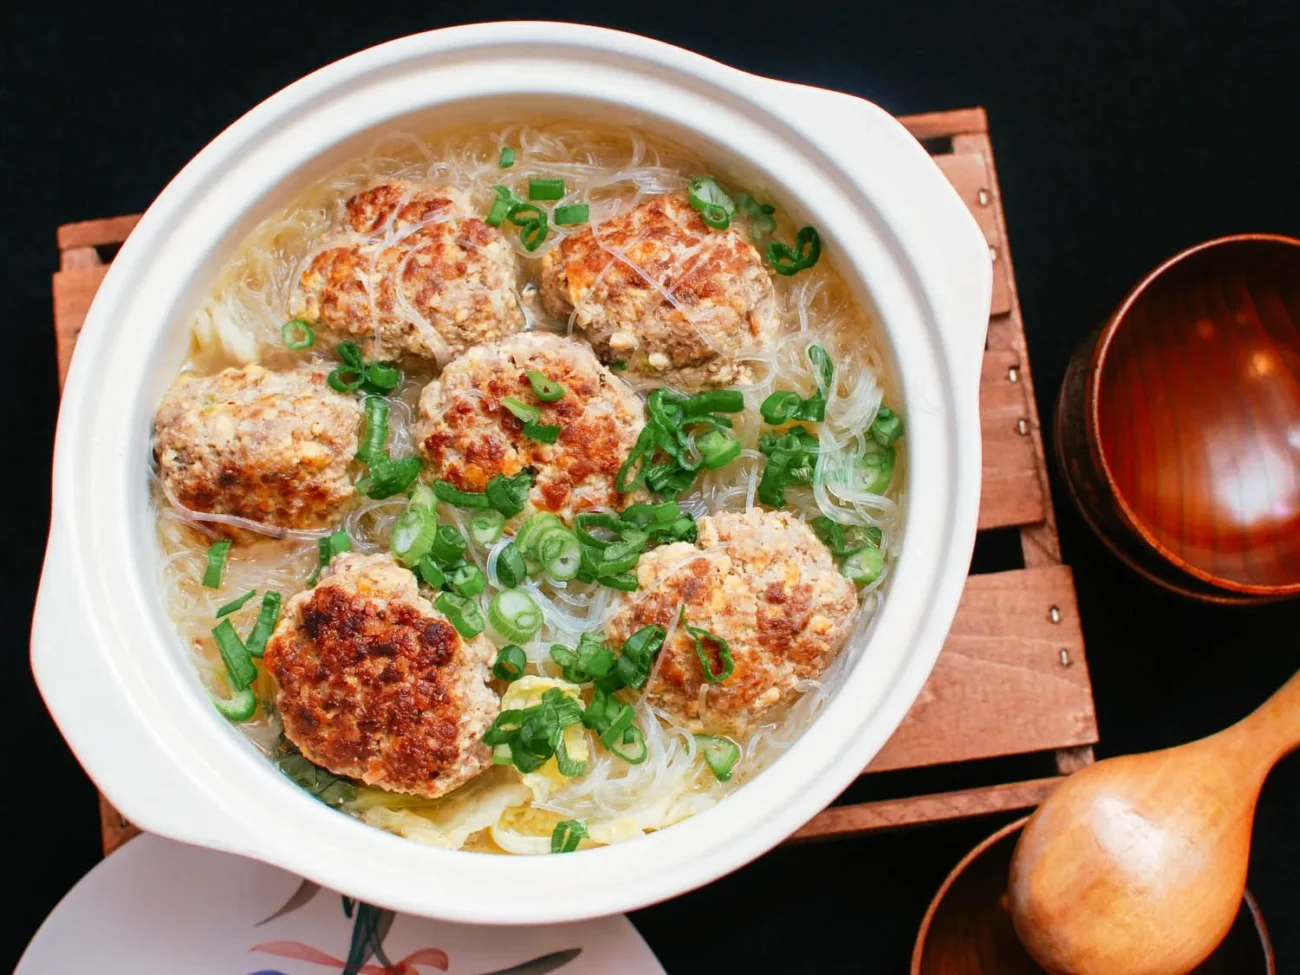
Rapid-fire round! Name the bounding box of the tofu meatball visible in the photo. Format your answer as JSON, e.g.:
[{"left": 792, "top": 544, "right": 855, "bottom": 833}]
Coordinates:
[
  {"left": 606, "top": 509, "right": 858, "bottom": 736},
  {"left": 264, "top": 552, "right": 498, "bottom": 799},
  {"left": 539, "top": 194, "right": 779, "bottom": 388},
  {"left": 291, "top": 181, "right": 525, "bottom": 364},
  {"left": 414, "top": 332, "right": 647, "bottom": 523},
  {"left": 154, "top": 364, "right": 361, "bottom": 532}
]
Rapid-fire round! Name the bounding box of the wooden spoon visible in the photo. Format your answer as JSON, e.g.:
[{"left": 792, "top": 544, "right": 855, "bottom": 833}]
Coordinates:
[{"left": 1007, "top": 669, "right": 1300, "bottom": 975}]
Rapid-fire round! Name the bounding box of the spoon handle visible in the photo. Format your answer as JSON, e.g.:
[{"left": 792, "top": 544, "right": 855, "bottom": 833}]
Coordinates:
[{"left": 1228, "top": 669, "right": 1300, "bottom": 772}]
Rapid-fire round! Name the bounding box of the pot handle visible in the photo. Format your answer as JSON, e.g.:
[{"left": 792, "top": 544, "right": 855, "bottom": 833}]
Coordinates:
[
  {"left": 31, "top": 519, "right": 243, "bottom": 852},
  {"left": 759, "top": 81, "right": 993, "bottom": 396}
]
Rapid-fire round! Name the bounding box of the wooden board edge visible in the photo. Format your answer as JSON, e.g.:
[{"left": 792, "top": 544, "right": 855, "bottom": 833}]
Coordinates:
[
  {"left": 57, "top": 214, "right": 141, "bottom": 250},
  {"left": 899, "top": 107, "right": 988, "bottom": 141},
  {"left": 790, "top": 776, "right": 1060, "bottom": 842},
  {"left": 99, "top": 794, "right": 141, "bottom": 855}
]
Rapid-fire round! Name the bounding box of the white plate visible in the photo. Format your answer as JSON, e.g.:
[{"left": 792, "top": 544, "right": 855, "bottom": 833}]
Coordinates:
[{"left": 18, "top": 833, "right": 665, "bottom": 974}]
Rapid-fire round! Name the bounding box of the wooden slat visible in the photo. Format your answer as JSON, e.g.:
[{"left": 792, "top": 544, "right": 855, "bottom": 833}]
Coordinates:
[
  {"left": 53, "top": 265, "right": 111, "bottom": 385},
  {"left": 793, "top": 777, "right": 1060, "bottom": 841},
  {"left": 867, "top": 565, "right": 1097, "bottom": 772},
  {"left": 934, "top": 153, "right": 1012, "bottom": 317},
  {"left": 899, "top": 107, "right": 988, "bottom": 141},
  {"left": 57, "top": 214, "right": 141, "bottom": 250},
  {"left": 99, "top": 795, "right": 140, "bottom": 855},
  {"left": 978, "top": 349, "right": 1047, "bottom": 530}
]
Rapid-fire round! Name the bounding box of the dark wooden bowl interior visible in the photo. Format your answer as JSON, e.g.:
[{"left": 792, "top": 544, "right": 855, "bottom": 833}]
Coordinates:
[
  {"left": 912, "top": 819, "right": 1274, "bottom": 974},
  {"left": 1094, "top": 236, "right": 1300, "bottom": 595}
]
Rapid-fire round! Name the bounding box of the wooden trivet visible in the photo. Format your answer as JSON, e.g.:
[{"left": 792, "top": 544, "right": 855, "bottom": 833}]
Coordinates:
[{"left": 50, "top": 106, "right": 1097, "bottom": 855}]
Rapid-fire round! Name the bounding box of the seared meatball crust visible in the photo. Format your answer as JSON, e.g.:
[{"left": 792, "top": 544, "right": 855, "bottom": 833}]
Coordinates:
[
  {"left": 153, "top": 364, "right": 361, "bottom": 532},
  {"left": 264, "top": 553, "right": 499, "bottom": 799},
  {"left": 606, "top": 509, "right": 858, "bottom": 736},
  {"left": 540, "top": 194, "right": 778, "bottom": 388},
  {"left": 414, "top": 332, "right": 647, "bottom": 523},
  {"left": 292, "top": 181, "right": 525, "bottom": 364}
]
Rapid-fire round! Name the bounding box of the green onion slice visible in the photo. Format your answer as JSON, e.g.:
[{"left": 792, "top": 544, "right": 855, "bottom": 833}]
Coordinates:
[
  {"left": 328, "top": 366, "right": 365, "bottom": 393},
  {"left": 857, "top": 444, "right": 896, "bottom": 495},
  {"left": 359, "top": 456, "right": 423, "bottom": 500},
  {"left": 687, "top": 176, "right": 736, "bottom": 230},
  {"left": 502, "top": 396, "right": 542, "bottom": 424},
  {"left": 364, "top": 362, "right": 401, "bottom": 394},
  {"left": 308, "top": 529, "right": 351, "bottom": 586},
  {"left": 842, "top": 545, "right": 884, "bottom": 586},
  {"left": 435, "top": 591, "right": 485, "bottom": 639},
  {"left": 870, "top": 405, "right": 905, "bottom": 446},
  {"left": 485, "top": 184, "right": 526, "bottom": 226},
  {"left": 215, "top": 589, "right": 256, "bottom": 617},
  {"left": 337, "top": 341, "right": 365, "bottom": 370},
  {"left": 613, "top": 624, "right": 665, "bottom": 690},
  {"left": 735, "top": 193, "right": 777, "bottom": 242},
  {"left": 697, "top": 429, "right": 741, "bottom": 470},
  {"left": 486, "top": 471, "right": 532, "bottom": 518},
  {"left": 767, "top": 226, "right": 822, "bottom": 275},
  {"left": 696, "top": 734, "right": 741, "bottom": 781},
  {"left": 498, "top": 146, "right": 516, "bottom": 168},
  {"left": 528, "top": 177, "right": 566, "bottom": 201},
  {"left": 553, "top": 204, "right": 589, "bottom": 226},
  {"left": 760, "top": 390, "right": 803, "bottom": 424},
  {"left": 494, "top": 542, "right": 528, "bottom": 589},
  {"left": 517, "top": 215, "right": 548, "bottom": 252},
  {"left": 202, "top": 539, "right": 232, "bottom": 589},
  {"left": 415, "top": 555, "right": 447, "bottom": 589},
  {"left": 429, "top": 525, "right": 468, "bottom": 565},
  {"left": 492, "top": 644, "right": 527, "bottom": 682},
  {"left": 280, "top": 319, "right": 315, "bottom": 350},
  {"left": 468, "top": 509, "right": 505, "bottom": 546},
  {"left": 534, "top": 526, "right": 582, "bottom": 581},
  {"left": 356, "top": 396, "right": 389, "bottom": 465},
  {"left": 550, "top": 819, "right": 588, "bottom": 853},
  {"left": 554, "top": 738, "right": 587, "bottom": 777},
  {"left": 522, "top": 422, "right": 561, "bottom": 444},
  {"left": 391, "top": 503, "right": 438, "bottom": 567},
  {"left": 680, "top": 608, "right": 735, "bottom": 683},
  {"left": 448, "top": 563, "right": 487, "bottom": 597},
  {"left": 525, "top": 370, "right": 565, "bottom": 401},
  {"left": 210, "top": 685, "right": 257, "bottom": 722},
  {"left": 488, "top": 589, "right": 544, "bottom": 644},
  {"left": 432, "top": 479, "right": 492, "bottom": 509},
  {"left": 244, "top": 591, "right": 282, "bottom": 658},
  {"left": 212, "top": 617, "right": 258, "bottom": 691},
  {"left": 684, "top": 389, "right": 744, "bottom": 416}
]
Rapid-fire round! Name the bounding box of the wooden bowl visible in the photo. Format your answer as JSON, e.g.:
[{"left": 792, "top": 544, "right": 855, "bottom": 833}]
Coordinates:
[
  {"left": 911, "top": 817, "right": 1275, "bottom": 974},
  {"left": 1056, "top": 234, "right": 1300, "bottom": 600}
]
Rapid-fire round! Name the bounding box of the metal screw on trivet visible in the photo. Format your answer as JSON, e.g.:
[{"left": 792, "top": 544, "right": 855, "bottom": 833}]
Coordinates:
[
  {"left": 1007, "top": 366, "right": 1019, "bottom": 383},
  {"left": 977, "top": 188, "right": 990, "bottom": 206},
  {"left": 1049, "top": 605, "right": 1062, "bottom": 624},
  {"left": 1016, "top": 418, "right": 1029, "bottom": 435},
  {"left": 1059, "top": 649, "right": 1072, "bottom": 667}
]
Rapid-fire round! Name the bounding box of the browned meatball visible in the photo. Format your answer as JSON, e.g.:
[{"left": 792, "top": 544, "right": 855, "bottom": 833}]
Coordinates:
[
  {"left": 414, "top": 332, "right": 647, "bottom": 524},
  {"left": 605, "top": 509, "right": 858, "bottom": 736},
  {"left": 153, "top": 364, "right": 360, "bottom": 532},
  {"left": 540, "top": 194, "right": 778, "bottom": 388},
  {"left": 264, "top": 553, "right": 499, "bottom": 799},
  {"left": 291, "top": 181, "right": 524, "bottom": 363}
]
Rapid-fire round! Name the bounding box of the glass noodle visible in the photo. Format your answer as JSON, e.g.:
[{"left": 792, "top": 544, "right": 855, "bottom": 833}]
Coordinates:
[{"left": 153, "top": 119, "right": 903, "bottom": 852}]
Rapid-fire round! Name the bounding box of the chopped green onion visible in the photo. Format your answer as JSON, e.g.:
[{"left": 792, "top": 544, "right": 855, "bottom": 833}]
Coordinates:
[
  {"left": 215, "top": 589, "right": 256, "bottom": 617},
  {"left": 619, "top": 501, "right": 681, "bottom": 528},
  {"left": 356, "top": 396, "right": 390, "bottom": 465},
  {"left": 535, "top": 526, "right": 582, "bottom": 581},
  {"left": 202, "top": 539, "right": 232, "bottom": 589},
  {"left": 484, "top": 690, "right": 582, "bottom": 774},
  {"left": 432, "top": 480, "right": 492, "bottom": 509},
  {"left": 528, "top": 177, "right": 566, "bottom": 201},
  {"left": 492, "top": 645, "right": 527, "bottom": 682},
  {"left": 809, "top": 344, "right": 834, "bottom": 394},
  {"left": 612, "top": 624, "right": 665, "bottom": 691},
  {"left": 448, "top": 563, "right": 487, "bottom": 598},
  {"left": 608, "top": 725, "right": 647, "bottom": 764},
  {"left": 486, "top": 184, "right": 526, "bottom": 226},
  {"left": 525, "top": 370, "right": 565, "bottom": 402},
  {"left": 757, "top": 428, "right": 819, "bottom": 508},
  {"left": 244, "top": 591, "right": 282, "bottom": 658},
  {"left": 359, "top": 456, "right": 423, "bottom": 500},
  {"left": 212, "top": 617, "right": 257, "bottom": 691},
  {"left": 550, "top": 819, "right": 588, "bottom": 854},
  {"left": 488, "top": 589, "right": 543, "bottom": 643},
  {"left": 767, "top": 226, "right": 822, "bottom": 275},
  {"left": 516, "top": 512, "right": 561, "bottom": 555},
  {"left": 308, "top": 530, "right": 351, "bottom": 586},
  {"left": 735, "top": 193, "right": 777, "bottom": 243},
  {"left": 842, "top": 544, "right": 884, "bottom": 586},
  {"left": 523, "top": 422, "right": 561, "bottom": 444},
  {"left": 517, "top": 213, "right": 548, "bottom": 251},
  {"left": 684, "top": 389, "right": 744, "bottom": 415},
  {"left": 681, "top": 609, "right": 734, "bottom": 683},
  {"left": 870, "top": 405, "right": 905, "bottom": 446},
  {"left": 498, "top": 146, "right": 516, "bottom": 168},
  {"left": 554, "top": 738, "right": 587, "bottom": 777},
  {"left": 574, "top": 512, "right": 624, "bottom": 548},
  {"left": 429, "top": 525, "right": 468, "bottom": 565},
  {"left": 485, "top": 471, "right": 532, "bottom": 518},
  {"left": 491, "top": 544, "right": 524, "bottom": 590},
  {"left": 550, "top": 633, "right": 615, "bottom": 684},
  {"left": 696, "top": 429, "right": 741, "bottom": 469},
  {"left": 337, "top": 341, "right": 365, "bottom": 370},
  {"left": 696, "top": 734, "right": 741, "bottom": 781},
  {"left": 391, "top": 503, "right": 438, "bottom": 566},
  {"left": 280, "top": 319, "right": 315, "bottom": 350},
  {"left": 468, "top": 509, "right": 505, "bottom": 546},
  {"left": 415, "top": 555, "right": 447, "bottom": 589},
  {"left": 210, "top": 685, "right": 257, "bottom": 722},
  {"left": 553, "top": 204, "right": 589, "bottom": 226},
  {"left": 760, "top": 390, "right": 803, "bottom": 424},
  {"left": 687, "top": 176, "right": 736, "bottom": 230},
  {"left": 502, "top": 396, "right": 542, "bottom": 424},
  {"left": 328, "top": 366, "right": 365, "bottom": 393},
  {"left": 602, "top": 572, "right": 638, "bottom": 592},
  {"left": 609, "top": 360, "right": 627, "bottom": 371},
  {"left": 435, "top": 591, "right": 485, "bottom": 638},
  {"left": 858, "top": 443, "right": 896, "bottom": 494},
  {"left": 364, "top": 362, "right": 401, "bottom": 394}
]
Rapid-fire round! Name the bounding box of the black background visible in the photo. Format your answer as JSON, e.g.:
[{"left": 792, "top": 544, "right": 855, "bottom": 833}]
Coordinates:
[{"left": 4, "top": 1, "right": 1298, "bottom": 971}]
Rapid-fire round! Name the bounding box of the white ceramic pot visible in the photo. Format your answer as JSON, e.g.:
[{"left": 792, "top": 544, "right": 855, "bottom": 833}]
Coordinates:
[{"left": 33, "top": 23, "right": 990, "bottom": 923}]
